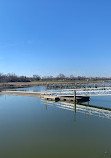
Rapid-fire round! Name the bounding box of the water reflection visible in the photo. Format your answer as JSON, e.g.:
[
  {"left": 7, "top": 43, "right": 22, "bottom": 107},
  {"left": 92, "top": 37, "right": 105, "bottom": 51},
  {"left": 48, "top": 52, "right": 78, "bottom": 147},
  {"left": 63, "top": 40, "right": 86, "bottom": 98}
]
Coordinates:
[
  {"left": 7, "top": 86, "right": 45, "bottom": 92},
  {"left": 42, "top": 99, "right": 111, "bottom": 120},
  {"left": 0, "top": 94, "right": 111, "bottom": 158}
]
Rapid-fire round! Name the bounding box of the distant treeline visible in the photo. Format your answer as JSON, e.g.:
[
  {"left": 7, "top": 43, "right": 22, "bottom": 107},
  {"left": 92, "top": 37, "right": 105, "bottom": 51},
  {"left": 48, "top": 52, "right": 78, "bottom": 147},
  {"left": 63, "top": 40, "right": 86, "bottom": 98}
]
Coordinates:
[{"left": 0, "top": 73, "right": 111, "bottom": 83}]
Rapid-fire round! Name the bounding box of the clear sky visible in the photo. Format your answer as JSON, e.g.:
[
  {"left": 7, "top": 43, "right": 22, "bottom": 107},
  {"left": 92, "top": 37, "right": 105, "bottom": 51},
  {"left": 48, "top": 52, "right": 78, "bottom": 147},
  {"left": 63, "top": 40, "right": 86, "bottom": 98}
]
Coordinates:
[{"left": 0, "top": 0, "right": 111, "bottom": 77}]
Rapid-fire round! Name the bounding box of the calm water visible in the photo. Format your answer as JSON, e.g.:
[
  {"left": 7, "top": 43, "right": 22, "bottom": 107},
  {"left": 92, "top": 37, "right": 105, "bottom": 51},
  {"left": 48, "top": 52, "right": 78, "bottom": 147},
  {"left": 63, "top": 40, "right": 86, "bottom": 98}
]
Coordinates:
[
  {"left": 0, "top": 86, "right": 111, "bottom": 158},
  {"left": 8, "top": 86, "right": 45, "bottom": 92},
  {"left": 90, "top": 95, "right": 111, "bottom": 108}
]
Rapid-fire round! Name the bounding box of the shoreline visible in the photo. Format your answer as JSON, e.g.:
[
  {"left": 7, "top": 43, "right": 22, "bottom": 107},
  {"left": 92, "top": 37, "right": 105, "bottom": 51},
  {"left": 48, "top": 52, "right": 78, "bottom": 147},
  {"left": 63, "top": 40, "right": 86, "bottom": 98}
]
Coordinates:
[
  {"left": 0, "top": 80, "right": 106, "bottom": 89},
  {"left": 0, "top": 90, "right": 41, "bottom": 98}
]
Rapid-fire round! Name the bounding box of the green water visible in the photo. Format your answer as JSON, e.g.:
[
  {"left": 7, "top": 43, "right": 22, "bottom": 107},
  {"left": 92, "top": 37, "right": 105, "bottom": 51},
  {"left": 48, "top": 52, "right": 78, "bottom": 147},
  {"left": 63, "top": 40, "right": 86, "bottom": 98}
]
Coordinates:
[{"left": 0, "top": 94, "right": 111, "bottom": 158}]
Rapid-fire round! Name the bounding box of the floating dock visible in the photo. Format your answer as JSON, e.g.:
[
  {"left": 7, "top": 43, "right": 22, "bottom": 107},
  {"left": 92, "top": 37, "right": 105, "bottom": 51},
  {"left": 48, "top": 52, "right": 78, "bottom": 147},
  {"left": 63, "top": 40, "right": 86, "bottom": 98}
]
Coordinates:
[
  {"left": 44, "top": 95, "right": 90, "bottom": 103},
  {"left": 0, "top": 90, "right": 89, "bottom": 103}
]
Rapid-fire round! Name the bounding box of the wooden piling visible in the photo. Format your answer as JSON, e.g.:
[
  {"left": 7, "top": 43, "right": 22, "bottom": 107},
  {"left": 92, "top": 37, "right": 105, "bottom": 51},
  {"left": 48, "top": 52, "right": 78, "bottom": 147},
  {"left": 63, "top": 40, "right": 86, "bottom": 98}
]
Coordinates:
[{"left": 74, "top": 90, "right": 76, "bottom": 102}]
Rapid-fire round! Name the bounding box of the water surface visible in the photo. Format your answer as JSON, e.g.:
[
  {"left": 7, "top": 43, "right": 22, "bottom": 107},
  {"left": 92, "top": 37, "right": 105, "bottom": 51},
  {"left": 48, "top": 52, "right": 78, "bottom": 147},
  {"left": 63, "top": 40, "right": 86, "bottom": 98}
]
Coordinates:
[{"left": 0, "top": 94, "right": 111, "bottom": 158}]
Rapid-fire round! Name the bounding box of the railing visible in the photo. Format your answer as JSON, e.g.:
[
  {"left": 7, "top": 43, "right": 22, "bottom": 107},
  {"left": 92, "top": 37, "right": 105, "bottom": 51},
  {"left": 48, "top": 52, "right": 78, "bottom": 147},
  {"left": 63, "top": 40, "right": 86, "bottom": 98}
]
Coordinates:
[{"left": 41, "top": 87, "right": 111, "bottom": 96}]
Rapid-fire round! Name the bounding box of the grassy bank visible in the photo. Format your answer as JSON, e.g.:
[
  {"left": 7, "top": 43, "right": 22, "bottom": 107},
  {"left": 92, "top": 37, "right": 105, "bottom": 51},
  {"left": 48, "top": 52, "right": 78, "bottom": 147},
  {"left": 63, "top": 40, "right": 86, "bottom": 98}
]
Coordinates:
[{"left": 0, "top": 80, "right": 105, "bottom": 89}]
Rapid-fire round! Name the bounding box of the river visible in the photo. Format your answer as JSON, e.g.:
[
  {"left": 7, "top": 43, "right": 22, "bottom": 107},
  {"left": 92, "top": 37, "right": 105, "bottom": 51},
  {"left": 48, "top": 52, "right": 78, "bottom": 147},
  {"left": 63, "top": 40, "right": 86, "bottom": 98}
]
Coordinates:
[{"left": 0, "top": 86, "right": 111, "bottom": 158}]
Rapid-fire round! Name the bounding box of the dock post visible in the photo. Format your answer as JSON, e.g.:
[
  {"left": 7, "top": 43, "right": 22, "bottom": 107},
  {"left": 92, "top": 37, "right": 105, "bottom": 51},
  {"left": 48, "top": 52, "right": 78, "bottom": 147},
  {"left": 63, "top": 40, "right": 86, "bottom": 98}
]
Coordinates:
[
  {"left": 74, "top": 90, "right": 76, "bottom": 112},
  {"left": 87, "top": 89, "right": 88, "bottom": 96},
  {"left": 74, "top": 90, "right": 76, "bottom": 102}
]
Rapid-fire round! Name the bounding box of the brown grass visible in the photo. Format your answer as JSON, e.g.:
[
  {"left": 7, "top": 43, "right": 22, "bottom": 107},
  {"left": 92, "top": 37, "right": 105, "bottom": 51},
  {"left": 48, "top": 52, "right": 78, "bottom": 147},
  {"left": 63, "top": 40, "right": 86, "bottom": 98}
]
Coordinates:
[{"left": 0, "top": 80, "right": 104, "bottom": 89}]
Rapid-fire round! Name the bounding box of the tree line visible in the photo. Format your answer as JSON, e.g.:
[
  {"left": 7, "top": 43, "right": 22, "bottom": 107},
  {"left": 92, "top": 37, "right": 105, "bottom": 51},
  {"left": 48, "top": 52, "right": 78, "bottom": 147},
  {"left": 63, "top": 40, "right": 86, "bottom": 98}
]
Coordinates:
[{"left": 0, "top": 73, "right": 111, "bottom": 83}]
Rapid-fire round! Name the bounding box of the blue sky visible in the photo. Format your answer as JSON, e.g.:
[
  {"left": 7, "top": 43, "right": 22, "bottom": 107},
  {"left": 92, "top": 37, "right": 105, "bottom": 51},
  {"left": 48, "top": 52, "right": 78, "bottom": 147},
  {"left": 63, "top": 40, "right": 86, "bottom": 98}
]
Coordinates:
[{"left": 0, "top": 0, "right": 111, "bottom": 77}]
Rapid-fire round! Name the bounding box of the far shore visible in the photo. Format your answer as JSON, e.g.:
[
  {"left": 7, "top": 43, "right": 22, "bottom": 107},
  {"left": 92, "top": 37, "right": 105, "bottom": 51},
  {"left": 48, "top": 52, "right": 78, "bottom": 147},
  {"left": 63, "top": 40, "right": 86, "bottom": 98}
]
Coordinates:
[{"left": 0, "top": 80, "right": 107, "bottom": 90}]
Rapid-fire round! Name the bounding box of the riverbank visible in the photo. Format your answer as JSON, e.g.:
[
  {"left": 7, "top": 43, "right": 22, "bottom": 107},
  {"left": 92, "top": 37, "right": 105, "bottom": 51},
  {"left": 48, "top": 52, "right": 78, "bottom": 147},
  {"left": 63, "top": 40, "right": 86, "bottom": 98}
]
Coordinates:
[
  {"left": 0, "top": 80, "right": 105, "bottom": 89},
  {"left": 0, "top": 90, "right": 41, "bottom": 97}
]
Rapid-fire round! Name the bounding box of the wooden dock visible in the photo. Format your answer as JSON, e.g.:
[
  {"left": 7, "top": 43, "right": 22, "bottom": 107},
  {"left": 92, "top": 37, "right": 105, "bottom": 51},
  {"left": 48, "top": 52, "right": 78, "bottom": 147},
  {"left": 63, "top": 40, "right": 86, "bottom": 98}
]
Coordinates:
[
  {"left": 44, "top": 95, "right": 90, "bottom": 103},
  {"left": 0, "top": 90, "right": 89, "bottom": 103},
  {"left": 43, "top": 95, "right": 60, "bottom": 102}
]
